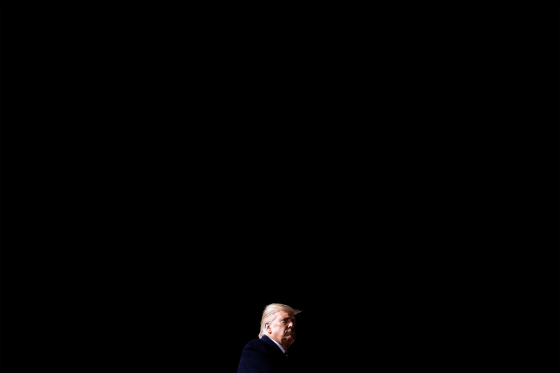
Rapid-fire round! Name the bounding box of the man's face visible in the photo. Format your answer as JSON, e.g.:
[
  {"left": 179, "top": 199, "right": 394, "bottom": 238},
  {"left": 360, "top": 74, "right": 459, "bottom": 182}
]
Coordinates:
[{"left": 266, "top": 310, "right": 296, "bottom": 349}]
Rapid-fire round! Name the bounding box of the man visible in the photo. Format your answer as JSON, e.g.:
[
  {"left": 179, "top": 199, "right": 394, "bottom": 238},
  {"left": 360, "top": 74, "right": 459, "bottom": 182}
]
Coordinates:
[{"left": 238, "top": 303, "right": 301, "bottom": 373}]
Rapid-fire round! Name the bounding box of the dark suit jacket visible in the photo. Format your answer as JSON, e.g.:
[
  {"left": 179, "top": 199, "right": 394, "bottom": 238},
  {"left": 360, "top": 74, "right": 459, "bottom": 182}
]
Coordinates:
[{"left": 237, "top": 335, "right": 291, "bottom": 373}]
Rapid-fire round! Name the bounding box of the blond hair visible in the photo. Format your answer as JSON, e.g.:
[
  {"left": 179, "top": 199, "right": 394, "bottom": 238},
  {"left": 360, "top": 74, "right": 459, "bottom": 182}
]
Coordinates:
[{"left": 259, "top": 303, "right": 302, "bottom": 339}]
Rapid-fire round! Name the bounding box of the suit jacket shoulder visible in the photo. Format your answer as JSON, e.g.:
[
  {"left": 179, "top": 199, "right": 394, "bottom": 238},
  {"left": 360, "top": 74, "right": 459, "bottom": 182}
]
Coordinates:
[{"left": 237, "top": 336, "right": 290, "bottom": 373}]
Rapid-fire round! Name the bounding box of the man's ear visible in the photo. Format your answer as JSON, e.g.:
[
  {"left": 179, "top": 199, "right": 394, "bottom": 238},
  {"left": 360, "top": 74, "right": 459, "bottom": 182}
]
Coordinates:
[{"left": 265, "top": 322, "right": 272, "bottom": 334}]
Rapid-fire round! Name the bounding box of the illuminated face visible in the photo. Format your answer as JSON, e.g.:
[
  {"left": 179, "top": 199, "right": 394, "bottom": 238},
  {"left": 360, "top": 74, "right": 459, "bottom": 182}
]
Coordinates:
[{"left": 265, "top": 310, "right": 296, "bottom": 350}]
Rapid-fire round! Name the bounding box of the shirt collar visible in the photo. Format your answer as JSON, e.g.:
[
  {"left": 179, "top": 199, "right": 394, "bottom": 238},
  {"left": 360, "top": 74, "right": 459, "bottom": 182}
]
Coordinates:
[{"left": 263, "top": 335, "right": 285, "bottom": 354}]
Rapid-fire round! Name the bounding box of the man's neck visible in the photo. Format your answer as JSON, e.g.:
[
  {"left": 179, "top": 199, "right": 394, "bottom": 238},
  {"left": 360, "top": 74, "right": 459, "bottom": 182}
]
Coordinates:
[{"left": 267, "top": 335, "right": 288, "bottom": 352}]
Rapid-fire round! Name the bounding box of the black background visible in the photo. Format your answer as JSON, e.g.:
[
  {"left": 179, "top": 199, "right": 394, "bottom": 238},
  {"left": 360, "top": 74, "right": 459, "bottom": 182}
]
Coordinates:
[{"left": 1, "top": 2, "right": 559, "bottom": 373}]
